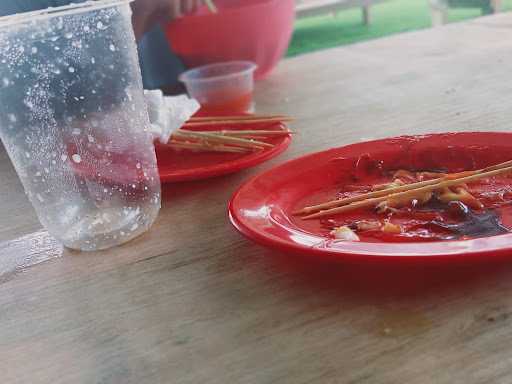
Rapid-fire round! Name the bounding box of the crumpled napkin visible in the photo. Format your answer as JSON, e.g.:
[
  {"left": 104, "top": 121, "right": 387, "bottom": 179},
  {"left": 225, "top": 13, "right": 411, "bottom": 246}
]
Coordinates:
[{"left": 144, "top": 89, "right": 200, "bottom": 144}]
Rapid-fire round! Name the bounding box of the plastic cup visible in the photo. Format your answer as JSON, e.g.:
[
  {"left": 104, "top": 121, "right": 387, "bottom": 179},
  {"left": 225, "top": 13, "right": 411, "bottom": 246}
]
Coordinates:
[
  {"left": 179, "top": 61, "right": 257, "bottom": 115},
  {"left": 0, "top": 0, "right": 161, "bottom": 251}
]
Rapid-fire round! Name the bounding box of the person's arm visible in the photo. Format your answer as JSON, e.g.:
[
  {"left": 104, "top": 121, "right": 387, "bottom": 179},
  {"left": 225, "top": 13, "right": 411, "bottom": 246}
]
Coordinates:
[
  {"left": 0, "top": 0, "right": 56, "bottom": 16},
  {"left": 0, "top": 0, "right": 198, "bottom": 41},
  {"left": 131, "top": 0, "right": 204, "bottom": 40}
]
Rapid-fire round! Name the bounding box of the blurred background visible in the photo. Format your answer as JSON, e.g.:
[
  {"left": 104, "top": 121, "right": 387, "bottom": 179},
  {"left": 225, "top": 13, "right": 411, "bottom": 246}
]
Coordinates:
[
  {"left": 289, "top": 0, "right": 507, "bottom": 56},
  {"left": 162, "top": 0, "right": 509, "bottom": 91}
]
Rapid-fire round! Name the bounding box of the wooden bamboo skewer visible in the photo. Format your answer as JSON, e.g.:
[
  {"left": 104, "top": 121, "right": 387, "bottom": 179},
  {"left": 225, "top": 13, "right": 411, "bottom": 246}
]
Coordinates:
[
  {"left": 484, "top": 159, "right": 512, "bottom": 171},
  {"left": 176, "top": 129, "right": 273, "bottom": 148},
  {"left": 296, "top": 159, "right": 512, "bottom": 216},
  {"left": 169, "top": 132, "right": 276, "bottom": 152},
  {"left": 188, "top": 132, "right": 292, "bottom": 141},
  {"left": 173, "top": 130, "right": 273, "bottom": 150},
  {"left": 184, "top": 118, "right": 292, "bottom": 127},
  {"left": 169, "top": 141, "right": 249, "bottom": 153},
  {"left": 296, "top": 178, "right": 443, "bottom": 216},
  {"left": 204, "top": 130, "right": 293, "bottom": 137},
  {"left": 168, "top": 114, "right": 292, "bottom": 153},
  {"left": 218, "top": 135, "right": 268, "bottom": 140},
  {"left": 204, "top": 0, "right": 218, "bottom": 13},
  {"left": 189, "top": 115, "right": 291, "bottom": 122},
  {"left": 301, "top": 163, "right": 512, "bottom": 220}
]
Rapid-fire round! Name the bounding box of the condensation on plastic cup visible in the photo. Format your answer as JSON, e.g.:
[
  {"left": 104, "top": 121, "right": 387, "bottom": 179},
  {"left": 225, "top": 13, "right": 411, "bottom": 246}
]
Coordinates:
[
  {"left": 179, "top": 61, "right": 258, "bottom": 114},
  {"left": 0, "top": 0, "right": 134, "bottom": 28},
  {"left": 0, "top": 0, "right": 161, "bottom": 251}
]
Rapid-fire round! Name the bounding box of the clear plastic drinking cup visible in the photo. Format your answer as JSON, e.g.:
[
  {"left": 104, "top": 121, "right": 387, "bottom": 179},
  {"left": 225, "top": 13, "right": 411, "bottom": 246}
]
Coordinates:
[
  {"left": 179, "top": 61, "right": 257, "bottom": 114},
  {"left": 0, "top": 0, "right": 161, "bottom": 251}
]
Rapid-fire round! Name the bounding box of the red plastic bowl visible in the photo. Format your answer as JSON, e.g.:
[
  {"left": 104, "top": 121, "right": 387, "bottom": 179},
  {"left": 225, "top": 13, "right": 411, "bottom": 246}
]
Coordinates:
[{"left": 165, "top": 0, "right": 295, "bottom": 79}]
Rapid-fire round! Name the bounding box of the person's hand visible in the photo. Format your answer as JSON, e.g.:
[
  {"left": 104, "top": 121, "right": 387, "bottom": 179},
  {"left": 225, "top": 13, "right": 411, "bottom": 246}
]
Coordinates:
[
  {"left": 167, "top": 0, "right": 204, "bottom": 18},
  {"left": 131, "top": 0, "right": 204, "bottom": 40}
]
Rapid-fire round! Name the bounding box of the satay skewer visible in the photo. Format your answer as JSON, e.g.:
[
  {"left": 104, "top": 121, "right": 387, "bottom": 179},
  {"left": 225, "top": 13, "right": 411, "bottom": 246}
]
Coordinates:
[{"left": 299, "top": 161, "right": 512, "bottom": 220}]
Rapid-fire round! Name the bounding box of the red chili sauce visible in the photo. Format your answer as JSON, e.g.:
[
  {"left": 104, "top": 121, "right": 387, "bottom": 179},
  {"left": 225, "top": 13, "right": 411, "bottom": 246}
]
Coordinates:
[{"left": 299, "top": 152, "right": 512, "bottom": 243}]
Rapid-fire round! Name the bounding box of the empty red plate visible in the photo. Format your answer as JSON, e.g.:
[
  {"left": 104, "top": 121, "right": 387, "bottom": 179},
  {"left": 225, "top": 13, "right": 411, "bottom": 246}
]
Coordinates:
[
  {"left": 229, "top": 132, "right": 512, "bottom": 261},
  {"left": 156, "top": 121, "right": 292, "bottom": 182}
]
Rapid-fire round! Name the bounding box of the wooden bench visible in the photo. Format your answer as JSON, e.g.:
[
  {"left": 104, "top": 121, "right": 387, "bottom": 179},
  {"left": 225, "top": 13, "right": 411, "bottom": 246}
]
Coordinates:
[
  {"left": 295, "top": 0, "right": 387, "bottom": 25},
  {"left": 429, "top": 0, "right": 502, "bottom": 26}
]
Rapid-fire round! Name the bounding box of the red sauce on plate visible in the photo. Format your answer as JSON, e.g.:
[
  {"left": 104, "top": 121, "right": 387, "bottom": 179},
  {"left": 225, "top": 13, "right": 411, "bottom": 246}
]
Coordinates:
[{"left": 295, "top": 153, "right": 512, "bottom": 243}]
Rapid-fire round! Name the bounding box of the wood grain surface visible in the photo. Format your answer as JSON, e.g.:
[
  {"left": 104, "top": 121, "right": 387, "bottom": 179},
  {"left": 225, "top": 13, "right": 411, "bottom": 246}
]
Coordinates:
[{"left": 3, "top": 14, "right": 512, "bottom": 384}]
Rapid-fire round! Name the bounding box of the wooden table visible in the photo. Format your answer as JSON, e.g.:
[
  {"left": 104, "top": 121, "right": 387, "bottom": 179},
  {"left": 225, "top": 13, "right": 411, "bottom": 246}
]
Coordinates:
[{"left": 3, "top": 14, "right": 512, "bottom": 384}]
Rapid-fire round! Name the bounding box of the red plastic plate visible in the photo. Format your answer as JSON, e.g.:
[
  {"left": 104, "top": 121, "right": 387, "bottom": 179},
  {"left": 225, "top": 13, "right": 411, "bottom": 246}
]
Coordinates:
[
  {"left": 229, "top": 132, "right": 512, "bottom": 260},
  {"left": 156, "top": 122, "right": 292, "bottom": 182}
]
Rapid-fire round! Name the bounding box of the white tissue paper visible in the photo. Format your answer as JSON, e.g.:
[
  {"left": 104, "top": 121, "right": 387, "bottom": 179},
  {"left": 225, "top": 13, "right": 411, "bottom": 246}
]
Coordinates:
[{"left": 144, "top": 89, "right": 200, "bottom": 144}]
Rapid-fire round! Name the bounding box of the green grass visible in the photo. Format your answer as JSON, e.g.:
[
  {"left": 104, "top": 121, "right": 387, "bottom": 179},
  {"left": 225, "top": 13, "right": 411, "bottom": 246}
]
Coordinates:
[{"left": 287, "top": 0, "right": 512, "bottom": 57}]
